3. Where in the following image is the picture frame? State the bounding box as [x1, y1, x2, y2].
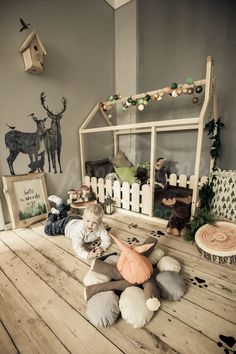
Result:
[2, 172, 50, 229]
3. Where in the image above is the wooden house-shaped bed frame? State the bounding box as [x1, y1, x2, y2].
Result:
[79, 56, 218, 224]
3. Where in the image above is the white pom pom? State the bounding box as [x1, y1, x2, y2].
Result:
[146, 298, 160, 312]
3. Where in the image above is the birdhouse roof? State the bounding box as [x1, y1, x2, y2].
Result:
[19, 30, 47, 54]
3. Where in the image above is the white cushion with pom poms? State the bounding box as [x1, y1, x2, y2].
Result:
[119, 287, 154, 328]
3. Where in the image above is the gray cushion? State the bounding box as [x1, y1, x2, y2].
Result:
[86, 291, 120, 327]
[156, 271, 186, 300]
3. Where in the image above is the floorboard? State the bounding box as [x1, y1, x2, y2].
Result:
[0, 212, 235, 354]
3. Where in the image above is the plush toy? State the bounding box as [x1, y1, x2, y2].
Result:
[162, 196, 192, 236]
[84, 235, 161, 312]
[135, 167, 149, 186]
[83, 236, 186, 328]
[155, 157, 167, 189]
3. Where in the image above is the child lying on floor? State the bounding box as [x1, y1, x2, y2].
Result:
[44, 195, 111, 260]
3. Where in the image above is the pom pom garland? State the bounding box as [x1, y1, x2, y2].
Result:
[103, 80, 204, 120]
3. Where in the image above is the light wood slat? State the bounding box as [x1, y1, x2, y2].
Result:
[0, 270, 69, 354]
[159, 297, 236, 342]
[91, 177, 97, 195]
[122, 182, 130, 210]
[6, 229, 222, 354]
[0, 321, 18, 354]
[105, 179, 112, 198]
[178, 282, 236, 323]
[131, 183, 140, 212]
[0, 239, 122, 354]
[98, 178, 105, 203]
[113, 180, 121, 208]
[0, 230, 174, 354]
[145, 310, 222, 354]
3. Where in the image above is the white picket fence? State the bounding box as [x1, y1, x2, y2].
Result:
[84, 174, 208, 216]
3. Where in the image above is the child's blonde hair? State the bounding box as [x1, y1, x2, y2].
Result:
[83, 203, 104, 224]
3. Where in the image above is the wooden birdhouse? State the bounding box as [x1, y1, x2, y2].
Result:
[19, 31, 46, 74]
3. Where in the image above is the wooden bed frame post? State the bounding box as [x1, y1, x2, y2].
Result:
[191, 56, 214, 217]
[149, 126, 157, 217]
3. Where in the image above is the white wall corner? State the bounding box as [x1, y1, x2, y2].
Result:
[105, 0, 133, 10]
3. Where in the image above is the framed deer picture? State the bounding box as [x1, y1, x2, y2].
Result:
[2, 172, 50, 229]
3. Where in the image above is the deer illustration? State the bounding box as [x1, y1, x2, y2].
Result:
[40, 92, 67, 173]
[28, 150, 45, 173]
[5, 115, 47, 175]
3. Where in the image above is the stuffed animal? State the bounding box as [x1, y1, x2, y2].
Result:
[162, 196, 192, 236]
[83, 236, 186, 328]
[135, 167, 149, 186]
[155, 157, 167, 189]
[84, 235, 161, 311]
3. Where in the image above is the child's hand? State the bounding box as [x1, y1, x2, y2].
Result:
[95, 246, 104, 257]
[87, 247, 104, 260]
[87, 249, 98, 260]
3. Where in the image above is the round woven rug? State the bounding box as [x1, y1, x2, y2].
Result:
[195, 221, 236, 264]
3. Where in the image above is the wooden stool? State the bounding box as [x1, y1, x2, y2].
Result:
[195, 221, 236, 264]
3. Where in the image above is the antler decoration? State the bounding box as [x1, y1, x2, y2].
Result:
[40, 91, 67, 116]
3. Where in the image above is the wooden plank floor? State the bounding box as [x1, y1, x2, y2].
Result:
[0, 212, 235, 354]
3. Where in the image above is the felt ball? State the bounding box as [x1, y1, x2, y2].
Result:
[99, 102, 104, 108]
[108, 95, 114, 101]
[187, 88, 194, 95]
[157, 96, 163, 101]
[164, 87, 171, 94]
[114, 94, 118, 100]
[138, 98, 144, 104]
[108, 113, 112, 119]
[138, 104, 145, 111]
[195, 85, 203, 93]
[186, 77, 193, 85]
[192, 96, 199, 104]
[121, 106, 126, 111]
[171, 90, 178, 97]
[153, 94, 159, 101]
[103, 104, 108, 111]
[131, 100, 137, 106]
[126, 101, 131, 107]
[176, 88, 183, 96]
[182, 88, 188, 94]
[145, 94, 151, 101]
[159, 91, 165, 97]
[143, 99, 149, 105]
[127, 97, 133, 103]
[118, 94, 122, 99]
[171, 82, 178, 89]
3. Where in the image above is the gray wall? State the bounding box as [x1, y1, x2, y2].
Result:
[136, 0, 236, 174]
[0, 0, 115, 222]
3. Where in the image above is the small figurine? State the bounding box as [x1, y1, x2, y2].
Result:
[155, 157, 167, 189]
[162, 196, 192, 236]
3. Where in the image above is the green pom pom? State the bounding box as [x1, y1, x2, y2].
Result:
[108, 95, 114, 101]
[131, 100, 137, 106]
[127, 97, 132, 103]
[186, 77, 193, 84]
[171, 82, 178, 89]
